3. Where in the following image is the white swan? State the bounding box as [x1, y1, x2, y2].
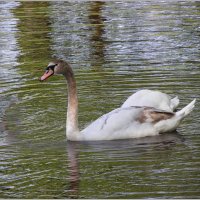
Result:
[40, 59, 196, 141]
[121, 89, 180, 112]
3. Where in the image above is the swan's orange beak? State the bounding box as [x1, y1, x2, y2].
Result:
[40, 69, 54, 81]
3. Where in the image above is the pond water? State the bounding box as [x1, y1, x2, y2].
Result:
[0, 1, 200, 199]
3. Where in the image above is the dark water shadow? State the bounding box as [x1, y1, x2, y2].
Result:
[73, 131, 184, 150]
[0, 95, 19, 146]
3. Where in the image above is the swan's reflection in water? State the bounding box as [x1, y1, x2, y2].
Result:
[77, 131, 184, 147]
[67, 141, 80, 198]
[66, 132, 184, 198]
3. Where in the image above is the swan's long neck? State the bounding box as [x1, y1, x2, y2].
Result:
[64, 68, 79, 139]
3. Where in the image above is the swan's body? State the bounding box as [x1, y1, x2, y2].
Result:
[40, 60, 196, 141]
[79, 104, 194, 141]
[122, 89, 179, 112]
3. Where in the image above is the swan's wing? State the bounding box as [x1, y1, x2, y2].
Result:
[81, 106, 175, 140]
[82, 107, 141, 132]
[121, 90, 173, 112]
[170, 96, 180, 111]
[139, 108, 174, 123]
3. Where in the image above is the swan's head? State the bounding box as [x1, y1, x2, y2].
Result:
[40, 60, 71, 81]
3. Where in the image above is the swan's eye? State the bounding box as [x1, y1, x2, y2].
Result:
[46, 64, 57, 72]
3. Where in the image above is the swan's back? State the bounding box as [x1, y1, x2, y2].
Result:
[122, 90, 174, 112]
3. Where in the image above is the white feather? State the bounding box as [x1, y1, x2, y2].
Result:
[121, 89, 179, 112]
[80, 107, 158, 141]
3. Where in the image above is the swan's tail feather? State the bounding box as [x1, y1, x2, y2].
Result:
[176, 99, 196, 119]
[171, 96, 180, 111]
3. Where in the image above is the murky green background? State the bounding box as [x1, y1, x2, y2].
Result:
[0, 1, 200, 198]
